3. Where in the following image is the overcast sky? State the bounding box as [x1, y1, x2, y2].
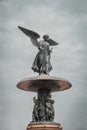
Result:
[0, 0, 87, 130]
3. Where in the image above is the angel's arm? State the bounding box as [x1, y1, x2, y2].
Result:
[38, 45, 43, 50]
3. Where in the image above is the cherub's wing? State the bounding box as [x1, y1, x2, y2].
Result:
[47, 38, 59, 46]
[18, 26, 40, 47]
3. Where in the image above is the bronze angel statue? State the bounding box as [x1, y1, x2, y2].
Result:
[18, 26, 59, 74]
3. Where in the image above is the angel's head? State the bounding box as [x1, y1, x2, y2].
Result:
[43, 34, 49, 41]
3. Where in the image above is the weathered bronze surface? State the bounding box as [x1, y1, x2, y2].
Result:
[18, 26, 59, 74]
[17, 74, 72, 92]
[17, 74, 71, 124]
[17, 26, 72, 129]
[32, 90, 55, 122]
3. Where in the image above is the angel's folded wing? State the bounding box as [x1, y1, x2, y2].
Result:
[18, 26, 40, 47]
[47, 38, 59, 46]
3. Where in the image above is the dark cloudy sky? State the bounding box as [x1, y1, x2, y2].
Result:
[0, 0, 87, 130]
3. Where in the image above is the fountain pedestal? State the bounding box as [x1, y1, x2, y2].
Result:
[17, 74, 72, 130]
[27, 124, 62, 130]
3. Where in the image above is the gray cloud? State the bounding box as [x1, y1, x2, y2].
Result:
[0, 0, 87, 130]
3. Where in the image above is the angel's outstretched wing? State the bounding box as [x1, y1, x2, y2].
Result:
[18, 26, 40, 47]
[47, 38, 59, 46]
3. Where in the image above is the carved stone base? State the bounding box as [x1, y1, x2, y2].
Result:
[26, 124, 62, 130]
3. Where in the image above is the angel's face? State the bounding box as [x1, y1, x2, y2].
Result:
[43, 34, 49, 41]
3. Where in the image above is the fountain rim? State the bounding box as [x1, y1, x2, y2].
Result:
[17, 74, 72, 93]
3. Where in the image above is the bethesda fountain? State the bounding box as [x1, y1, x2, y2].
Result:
[17, 26, 72, 130]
